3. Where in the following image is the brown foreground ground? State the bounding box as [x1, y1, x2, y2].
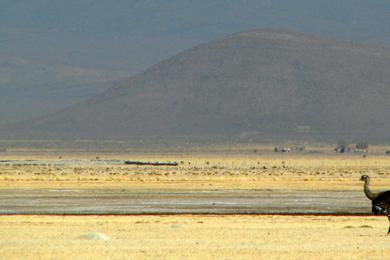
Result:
[1, 214, 390, 259]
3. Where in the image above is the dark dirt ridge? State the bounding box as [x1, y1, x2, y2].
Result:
[2, 29, 390, 142]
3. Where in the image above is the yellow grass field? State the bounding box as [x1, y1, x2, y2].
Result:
[1, 215, 390, 259]
[0, 151, 389, 191]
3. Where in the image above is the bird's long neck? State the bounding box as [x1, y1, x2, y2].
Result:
[364, 178, 375, 200]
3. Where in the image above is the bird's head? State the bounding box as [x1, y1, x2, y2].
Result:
[360, 175, 370, 182]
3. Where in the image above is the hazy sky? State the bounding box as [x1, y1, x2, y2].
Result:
[1, 1, 389, 43]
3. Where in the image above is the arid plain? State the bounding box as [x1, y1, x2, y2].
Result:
[1, 145, 390, 259]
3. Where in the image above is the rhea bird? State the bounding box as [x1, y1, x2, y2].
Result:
[360, 175, 390, 234]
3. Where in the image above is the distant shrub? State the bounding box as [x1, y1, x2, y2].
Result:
[335, 140, 350, 153]
[355, 142, 369, 150]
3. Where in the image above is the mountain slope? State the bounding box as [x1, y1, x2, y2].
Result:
[3, 29, 390, 142]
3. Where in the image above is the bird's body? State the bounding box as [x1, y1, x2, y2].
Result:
[372, 190, 390, 215]
[360, 175, 390, 234]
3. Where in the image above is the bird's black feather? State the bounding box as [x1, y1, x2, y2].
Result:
[372, 190, 390, 215]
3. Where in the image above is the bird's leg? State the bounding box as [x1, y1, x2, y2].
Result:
[388, 216, 390, 235]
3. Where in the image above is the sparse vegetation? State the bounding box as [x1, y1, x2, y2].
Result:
[335, 140, 350, 153]
[356, 141, 369, 152]
[0, 146, 390, 190]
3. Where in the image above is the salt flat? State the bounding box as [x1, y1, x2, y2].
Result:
[0, 188, 370, 215]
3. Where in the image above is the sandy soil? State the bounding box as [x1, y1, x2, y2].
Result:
[1, 215, 390, 259]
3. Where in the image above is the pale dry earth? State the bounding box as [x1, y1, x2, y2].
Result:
[1, 215, 390, 259]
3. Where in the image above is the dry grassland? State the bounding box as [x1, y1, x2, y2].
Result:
[1, 151, 390, 259]
[0, 152, 389, 191]
[1, 215, 390, 259]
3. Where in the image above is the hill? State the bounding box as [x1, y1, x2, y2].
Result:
[0, 28, 200, 127]
[2, 29, 390, 142]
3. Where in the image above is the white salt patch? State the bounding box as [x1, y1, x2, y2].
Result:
[79, 232, 110, 241]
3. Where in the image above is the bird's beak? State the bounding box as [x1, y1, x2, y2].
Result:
[360, 176, 364, 181]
